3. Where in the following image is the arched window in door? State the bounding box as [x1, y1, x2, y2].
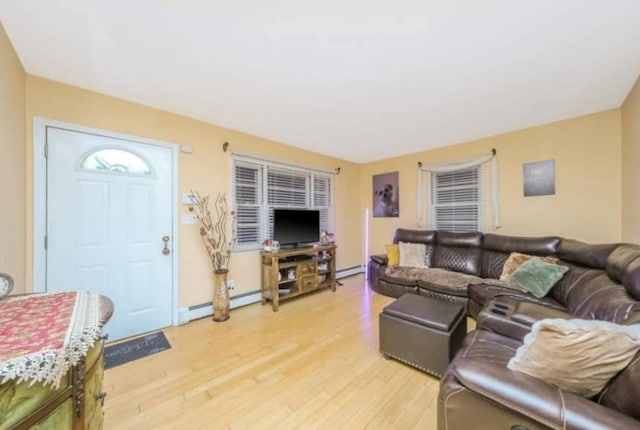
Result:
[80, 148, 153, 176]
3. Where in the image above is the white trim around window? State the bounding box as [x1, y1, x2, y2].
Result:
[231, 153, 335, 251]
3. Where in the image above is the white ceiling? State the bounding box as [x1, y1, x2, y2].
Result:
[2, 1, 640, 163]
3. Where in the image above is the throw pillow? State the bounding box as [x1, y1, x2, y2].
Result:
[385, 244, 400, 266]
[508, 319, 640, 398]
[500, 252, 559, 280]
[398, 242, 427, 268]
[507, 257, 569, 298]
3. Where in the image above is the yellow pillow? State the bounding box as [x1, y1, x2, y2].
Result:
[385, 244, 399, 266]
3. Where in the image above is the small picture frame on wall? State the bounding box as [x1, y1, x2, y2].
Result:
[372, 171, 399, 217]
[523, 159, 555, 197]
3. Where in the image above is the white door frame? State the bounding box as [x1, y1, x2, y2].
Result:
[32, 117, 180, 327]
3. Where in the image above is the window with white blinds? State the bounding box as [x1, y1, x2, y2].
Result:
[429, 165, 484, 232]
[232, 155, 334, 250]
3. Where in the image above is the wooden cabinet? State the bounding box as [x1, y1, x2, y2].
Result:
[1, 338, 107, 430]
[260, 245, 336, 311]
[0, 296, 112, 430]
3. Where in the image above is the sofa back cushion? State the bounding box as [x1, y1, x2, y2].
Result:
[605, 244, 640, 300]
[548, 263, 601, 306]
[481, 234, 560, 279]
[394, 229, 437, 267]
[599, 350, 640, 420]
[432, 231, 482, 276]
[562, 272, 640, 324]
[559, 239, 618, 270]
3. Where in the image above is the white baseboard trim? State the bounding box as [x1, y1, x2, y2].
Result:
[178, 265, 364, 325]
[337, 265, 364, 279]
[178, 291, 263, 325]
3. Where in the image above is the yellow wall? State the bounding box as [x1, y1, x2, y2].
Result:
[0, 22, 26, 293]
[622, 74, 640, 243]
[362, 110, 622, 256]
[25, 76, 362, 307]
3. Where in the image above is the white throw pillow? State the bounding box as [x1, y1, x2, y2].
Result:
[398, 242, 427, 268]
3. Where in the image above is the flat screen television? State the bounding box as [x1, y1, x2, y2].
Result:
[273, 209, 320, 248]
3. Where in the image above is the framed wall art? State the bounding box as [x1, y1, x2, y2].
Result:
[372, 171, 399, 217]
[523, 159, 555, 197]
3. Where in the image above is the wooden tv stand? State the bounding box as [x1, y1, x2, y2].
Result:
[260, 245, 336, 311]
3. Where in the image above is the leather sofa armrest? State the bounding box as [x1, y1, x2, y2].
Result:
[370, 254, 388, 265]
[478, 297, 572, 341]
[451, 358, 640, 430]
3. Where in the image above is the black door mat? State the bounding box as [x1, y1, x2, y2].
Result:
[104, 331, 171, 370]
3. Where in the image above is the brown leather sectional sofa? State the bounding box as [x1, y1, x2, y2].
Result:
[367, 229, 640, 429]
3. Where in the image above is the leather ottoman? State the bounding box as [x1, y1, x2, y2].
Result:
[379, 293, 467, 378]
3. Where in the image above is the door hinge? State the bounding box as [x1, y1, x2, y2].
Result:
[44, 143, 48, 158]
[44, 235, 47, 249]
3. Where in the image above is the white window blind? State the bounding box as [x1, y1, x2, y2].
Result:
[234, 162, 262, 245]
[231, 155, 334, 250]
[429, 165, 484, 232]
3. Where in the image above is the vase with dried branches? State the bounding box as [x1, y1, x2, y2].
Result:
[190, 191, 236, 322]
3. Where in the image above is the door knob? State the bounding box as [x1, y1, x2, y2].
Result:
[162, 236, 170, 255]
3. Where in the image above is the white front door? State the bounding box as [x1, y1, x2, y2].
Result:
[46, 126, 174, 341]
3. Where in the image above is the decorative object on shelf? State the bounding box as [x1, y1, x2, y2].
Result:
[287, 268, 296, 280]
[190, 191, 236, 322]
[0, 272, 14, 300]
[523, 159, 555, 197]
[263, 239, 280, 252]
[318, 262, 329, 272]
[372, 171, 400, 217]
[320, 230, 336, 246]
[320, 230, 329, 245]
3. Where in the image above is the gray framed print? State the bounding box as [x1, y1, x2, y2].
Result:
[523, 160, 555, 197]
[372, 171, 399, 217]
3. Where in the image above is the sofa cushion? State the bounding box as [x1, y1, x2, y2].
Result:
[507, 258, 569, 298]
[385, 244, 399, 266]
[548, 264, 601, 307]
[499, 252, 559, 280]
[378, 266, 421, 286]
[481, 234, 560, 279]
[558, 239, 618, 270]
[598, 351, 640, 420]
[507, 319, 640, 398]
[622, 258, 640, 300]
[606, 244, 640, 283]
[433, 231, 483, 276]
[393, 228, 436, 245]
[483, 234, 560, 255]
[413, 268, 505, 298]
[562, 272, 640, 324]
[398, 242, 426, 268]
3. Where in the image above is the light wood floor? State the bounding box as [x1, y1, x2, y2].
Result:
[103, 275, 444, 429]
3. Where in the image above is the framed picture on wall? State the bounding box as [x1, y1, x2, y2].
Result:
[372, 171, 399, 217]
[523, 159, 555, 197]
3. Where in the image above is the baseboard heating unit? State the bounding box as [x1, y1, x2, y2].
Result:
[178, 265, 364, 324]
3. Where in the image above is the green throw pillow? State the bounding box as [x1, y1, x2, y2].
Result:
[507, 258, 569, 298]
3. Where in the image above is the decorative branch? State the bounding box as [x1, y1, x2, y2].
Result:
[190, 191, 237, 272]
